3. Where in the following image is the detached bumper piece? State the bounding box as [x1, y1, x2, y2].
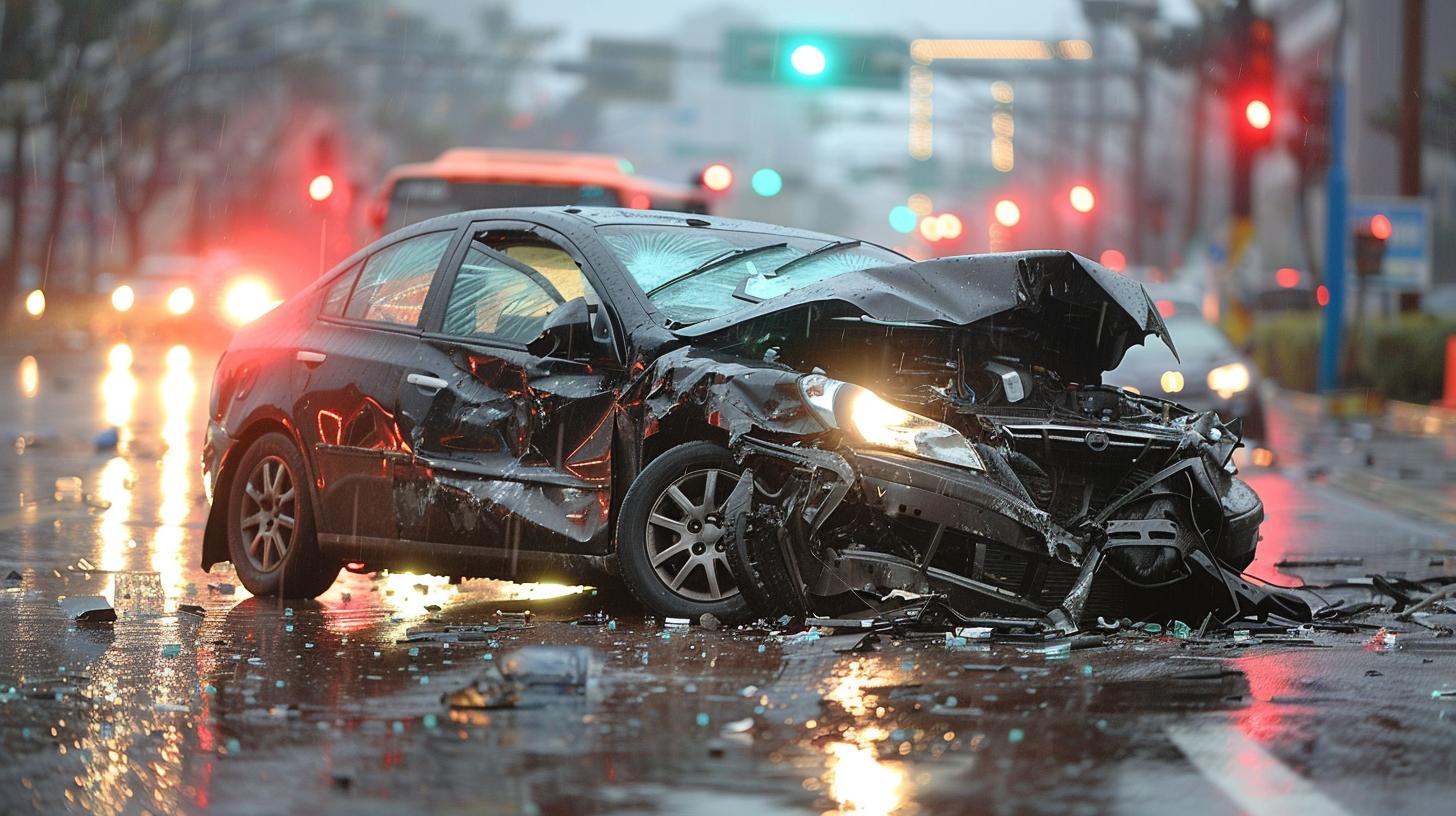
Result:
[725, 436, 1308, 631]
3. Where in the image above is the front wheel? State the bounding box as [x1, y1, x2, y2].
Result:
[225, 432, 338, 598]
[616, 441, 750, 623]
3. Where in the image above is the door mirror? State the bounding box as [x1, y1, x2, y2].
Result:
[527, 297, 596, 360]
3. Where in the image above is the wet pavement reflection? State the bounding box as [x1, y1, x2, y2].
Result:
[1, 346, 1454, 815]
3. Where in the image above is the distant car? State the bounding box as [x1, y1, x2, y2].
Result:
[108, 253, 282, 338]
[1106, 299, 1266, 441]
[201, 208, 1264, 626]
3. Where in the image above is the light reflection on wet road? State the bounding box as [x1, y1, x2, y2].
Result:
[0, 346, 1453, 815]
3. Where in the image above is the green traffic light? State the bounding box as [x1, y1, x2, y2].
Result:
[751, 168, 783, 197]
[789, 44, 827, 77]
[888, 205, 917, 234]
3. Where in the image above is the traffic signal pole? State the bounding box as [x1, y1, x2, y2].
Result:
[1317, 6, 1348, 393]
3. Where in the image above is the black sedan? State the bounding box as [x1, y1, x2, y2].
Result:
[201, 208, 1275, 626]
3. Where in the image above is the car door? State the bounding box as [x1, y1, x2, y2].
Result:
[291, 228, 457, 545]
[393, 221, 625, 562]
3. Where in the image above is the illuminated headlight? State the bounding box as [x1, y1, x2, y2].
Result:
[223, 278, 280, 326]
[167, 286, 195, 315]
[1207, 362, 1250, 399]
[800, 374, 984, 470]
[111, 284, 135, 312]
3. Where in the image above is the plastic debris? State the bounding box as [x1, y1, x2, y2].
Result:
[400, 624, 501, 643]
[1233, 629, 1252, 642]
[955, 626, 994, 640]
[208, 582, 236, 595]
[664, 616, 691, 631]
[178, 604, 205, 617]
[58, 595, 116, 623]
[4, 570, 20, 581]
[572, 611, 610, 626]
[493, 610, 533, 628]
[161, 644, 182, 658]
[1170, 620, 1192, 640]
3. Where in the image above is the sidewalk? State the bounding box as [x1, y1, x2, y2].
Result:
[1267, 385, 1456, 530]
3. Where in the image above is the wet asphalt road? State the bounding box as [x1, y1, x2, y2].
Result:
[1, 343, 1454, 816]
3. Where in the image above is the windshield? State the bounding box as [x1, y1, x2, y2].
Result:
[598, 225, 906, 324]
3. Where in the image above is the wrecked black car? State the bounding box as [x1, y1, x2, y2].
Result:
[201, 207, 1263, 629]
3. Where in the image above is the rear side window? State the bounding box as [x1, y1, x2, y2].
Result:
[345, 231, 452, 327]
[320, 262, 362, 316]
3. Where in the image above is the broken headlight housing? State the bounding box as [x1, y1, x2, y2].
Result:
[799, 374, 984, 471]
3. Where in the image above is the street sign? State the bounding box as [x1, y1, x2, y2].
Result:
[586, 38, 675, 101]
[1349, 196, 1430, 288]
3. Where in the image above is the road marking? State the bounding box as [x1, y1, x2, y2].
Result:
[1165, 722, 1354, 816]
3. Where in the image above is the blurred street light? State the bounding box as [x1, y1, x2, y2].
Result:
[993, 199, 1022, 228]
[1099, 249, 1126, 271]
[751, 168, 784, 197]
[167, 286, 195, 316]
[1069, 184, 1096, 214]
[24, 289, 45, 318]
[700, 163, 734, 192]
[918, 216, 944, 242]
[308, 173, 335, 202]
[888, 205, 918, 234]
[1369, 213, 1393, 240]
[1245, 99, 1272, 130]
[937, 213, 964, 240]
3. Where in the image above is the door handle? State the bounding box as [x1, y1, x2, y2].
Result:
[296, 350, 327, 365]
[407, 373, 448, 394]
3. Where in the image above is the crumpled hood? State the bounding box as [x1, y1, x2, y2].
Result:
[675, 250, 1177, 381]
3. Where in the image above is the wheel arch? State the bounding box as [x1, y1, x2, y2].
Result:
[201, 415, 317, 571]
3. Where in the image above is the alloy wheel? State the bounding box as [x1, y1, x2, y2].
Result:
[644, 468, 741, 602]
[239, 455, 297, 573]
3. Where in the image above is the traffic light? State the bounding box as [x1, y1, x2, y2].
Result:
[1234, 15, 1276, 149]
[888, 205, 917, 234]
[308, 132, 341, 206]
[750, 168, 783, 197]
[723, 30, 906, 90]
[993, 199, 1021, 228]
[1354, 216, 1388, 278]
[1068, 184, 1096, 214]
[699, 163, 734, 192]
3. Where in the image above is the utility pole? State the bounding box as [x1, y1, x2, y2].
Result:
[1398, 0, 1424, 197]
[1317, 2, 1349, 393]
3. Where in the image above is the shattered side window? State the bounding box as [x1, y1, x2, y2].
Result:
[442, 242, 597, 344]
[345, 231, 452, 327]
[320, 261, 362, 317]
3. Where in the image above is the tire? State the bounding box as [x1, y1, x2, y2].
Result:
[226, 432, 338, 598]
[616, 441, 750, 623]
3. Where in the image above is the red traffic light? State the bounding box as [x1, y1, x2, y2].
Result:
[308, 174, 335, 202]
[1369, 213, 1392, 240]
[993, 199, 1021, 228]
[700, 163, 733, 192]
[1245, 99, 1272, 130]
[1069, 184, 1095, 214]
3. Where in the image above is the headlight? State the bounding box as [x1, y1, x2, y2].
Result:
[222, 278, 279, 326]
[111, 284, 135, 312]
[1207, 362, 1250, 399]
[1159, 370, 1184, 393]
[167, 286, 195, 315]
[799, 374, 984, 470]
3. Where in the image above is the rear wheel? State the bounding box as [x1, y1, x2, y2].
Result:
[226, 432, 338, 598]
[616, 442, 750, 623]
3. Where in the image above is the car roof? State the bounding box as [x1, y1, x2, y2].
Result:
[426, 205, 851, 241]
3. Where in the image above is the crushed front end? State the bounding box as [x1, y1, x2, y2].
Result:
[670, 251, 1299, 626]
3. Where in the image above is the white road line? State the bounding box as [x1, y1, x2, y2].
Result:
[1165, 721, 1355, 816]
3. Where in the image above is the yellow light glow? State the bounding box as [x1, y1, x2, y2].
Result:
[1160, 370, 1185, 394]
[24, 289, 45, 317]
[911, 38, 1053, 63]
[907, 193, 933, 216]
[102, 344, 137, 439]
[991, 136, 1015, 172]
[111, 284, 135, 312]
[166, 286, 195, 315]
[308, 173, 335, 202]
[936, 213, 963, 240]
[1207, 362, 1251, 399]
[1252, 447, 1275, 467]
[19, 355, 38, 399]
[991, 81, 1014, 103]
[165, 344, 192, 370]
[918, 215, 944, 242]
[108, 342, 134, 370]
[222, 278, 279, 326]
[1057, 39, 1094, 59]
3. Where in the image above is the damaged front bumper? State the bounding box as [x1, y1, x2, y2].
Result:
[726, 433, 1287, 629]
